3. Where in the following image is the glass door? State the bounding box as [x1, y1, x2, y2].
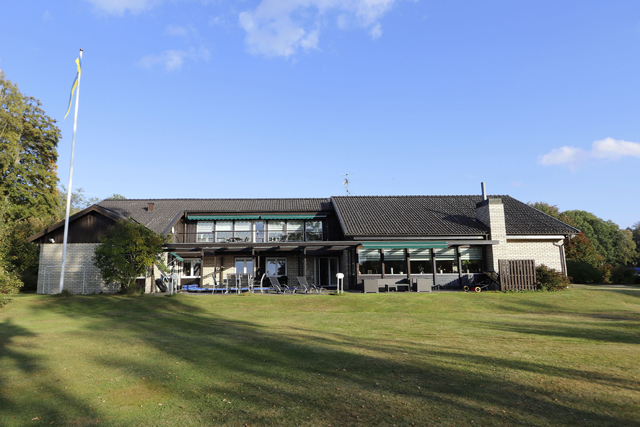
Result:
[235, 258, 254, 275]
[317, 257, 339, 287]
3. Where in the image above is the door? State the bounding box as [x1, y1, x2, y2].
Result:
[316, 257, 339, 287]
[235, 258, 254, 275]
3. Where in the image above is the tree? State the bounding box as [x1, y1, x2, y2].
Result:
[528, 202, 560, 219]
[105, 194, 126, 200]
[0, 71, 60, 222]
[565, 232, 598, 266]
[561, 210, 623, 265]
[616, 228, 637, 266]
[57, 186, 100, 218]
[93, 220, 165, 294]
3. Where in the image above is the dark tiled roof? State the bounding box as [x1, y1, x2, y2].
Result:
[331, 195, 579, 237]
[98, 198, 332, 234]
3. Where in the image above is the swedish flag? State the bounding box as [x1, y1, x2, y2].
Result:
[64, 56, 82, 119]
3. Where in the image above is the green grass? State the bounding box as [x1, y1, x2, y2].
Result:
[1, 288, 639, 427]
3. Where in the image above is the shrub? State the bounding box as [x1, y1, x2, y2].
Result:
[0, 265, 23, 306]
[609, 266, 636, 284]
[566, 260, 603, 284]
[536, 265, 570, 291]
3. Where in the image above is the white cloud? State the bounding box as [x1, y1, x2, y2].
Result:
[591, 137, 640, 159]
[85, 0, 159, 15]
[165, 25, 189, 37]
[137, 47, 210, 72]
[539, 137, 640, 170]
[239, 0, 400, 58]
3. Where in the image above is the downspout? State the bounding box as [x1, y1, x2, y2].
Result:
[553, 240, 567, 277]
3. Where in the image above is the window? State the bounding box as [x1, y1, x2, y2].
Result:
[196, 221, 214, 243]
[410, 249, 433, 275]
[235, 221, 252, 242]
[268, 221, 286, 242]
[216, 221, 233, 242]
[305, 220, 323, 241]
[182, 259, 201, 277]
[254, 221, 265, 243]
[195, 218, 325, 243]
[286, 220, 304, 241]
[359, 249, 381, 275]
[266, 258, 287, 277]
[235, 257, 254, 275]
[434, 248, 457, 274]
[460, 247, 483, 273]
[384, 249, 406, 275]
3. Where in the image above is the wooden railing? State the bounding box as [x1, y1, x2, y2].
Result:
[498, 259, 537, 291]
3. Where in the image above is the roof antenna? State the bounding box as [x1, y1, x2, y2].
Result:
[343, 173, 352, 196]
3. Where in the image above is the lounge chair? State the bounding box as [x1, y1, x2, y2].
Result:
[238, 273, 252, 293]
[296, 276, 321, 294]
[267, 276, 286, 294]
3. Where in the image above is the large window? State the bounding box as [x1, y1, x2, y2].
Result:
[235, 257, 254, 275]
[268, 221, 286, 242]
[305, 221, 323, 241]
[196, 221, 214, 243]
[286, 220, 304, 241]
[266, 258, 287, 277]
[410, 249, 433, 275]
[460, 247, 483, 273]
[359, 249, 381, 275]
[195, 218, 324, 243]
[235, 221, 252, 242]
[384, 249, 406, 275]
[216, 221, 233, 242]
[435, 248, 457, 274]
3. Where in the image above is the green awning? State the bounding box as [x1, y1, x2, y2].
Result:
[169, 252, 184, 261]
[187, 215, 260, 220]
[260, 214, 326, 220]
[360, 241, 448, 250]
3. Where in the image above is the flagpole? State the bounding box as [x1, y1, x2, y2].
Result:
[60, 49, 83, 293]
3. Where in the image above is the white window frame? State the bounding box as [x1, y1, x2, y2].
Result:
[266, 257, 287, 277]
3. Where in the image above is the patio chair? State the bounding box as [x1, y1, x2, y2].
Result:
[267, 276, 286, 294]
[239, 273, 252, 293]
[227, 274, 238, 294]
[296, 276, 321, 294]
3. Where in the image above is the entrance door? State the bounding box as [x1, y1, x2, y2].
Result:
[235, 258, 254, 276]
[316, 258, 339, 287]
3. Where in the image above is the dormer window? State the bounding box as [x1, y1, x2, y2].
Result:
[192, 216, 324, 243]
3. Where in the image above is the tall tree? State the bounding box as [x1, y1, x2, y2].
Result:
[0, 71, 60, 222]
[561, 210, 622, 265]
[57, 186, 100, 218]
[528, 201, 560, 219]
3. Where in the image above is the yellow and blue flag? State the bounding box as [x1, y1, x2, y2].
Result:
[64, 56, 82, 119]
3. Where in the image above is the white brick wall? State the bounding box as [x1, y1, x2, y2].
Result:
[477, 199, 565, 273]
[37, 244, 119, 295]
[504, 239, 564, 271]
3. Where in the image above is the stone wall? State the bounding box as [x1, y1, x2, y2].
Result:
[504, 239, 564, 272]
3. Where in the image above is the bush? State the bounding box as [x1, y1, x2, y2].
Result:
[609, 266, 636, 284]
[0, 265, 23, 306]
[566, 260, 603, 284]
[536, 265, 570, 291]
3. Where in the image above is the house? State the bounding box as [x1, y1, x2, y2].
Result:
[28, 193, 579, 294]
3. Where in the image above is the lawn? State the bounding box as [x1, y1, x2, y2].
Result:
[1, 288, 639, 427]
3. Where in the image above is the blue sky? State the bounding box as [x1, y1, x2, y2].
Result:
[1, 0, 638, 228]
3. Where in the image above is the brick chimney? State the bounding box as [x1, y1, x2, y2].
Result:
[148, 202, 155, 212]
[475, 197, 507, 272]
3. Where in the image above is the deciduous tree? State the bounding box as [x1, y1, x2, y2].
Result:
[0, 71, 60, 222]
[93, 220, 165, 294]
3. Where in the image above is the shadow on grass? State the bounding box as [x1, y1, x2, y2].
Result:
[2, 295, 638, 426]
